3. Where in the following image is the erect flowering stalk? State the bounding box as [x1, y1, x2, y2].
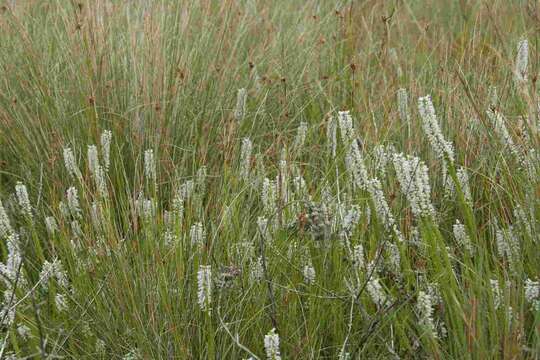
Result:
[397, 88, 410, 124]
[234, 88, 247, 121]
[514, 39, 528, 85]
[367, 178, 404, 242]
[100, 130, 112, 172]
[257, 216, 270, 242]
[66, 187, 82, 218]
[490, 279, 501, 310]
[39, 258, 69, 290]
[45, 216, 58, 235]
[0, 199, 13, 238]
[373, 145, 389, 178]
[524, 278, 539, 311]
[190, 222, 205, 249]
[197, 265, 212, 313]
[340, 205, 360, 240]
[196, 166, 207, 195]
[417, 291, 437, 338]
[240, 138, 253, 180]
[261, 178, 277, 215]
[388, 48, 403, 78]
[264, 328, 282, 360]
[302, 258, 316, 285]
[0, 233, 26, 327]
[337, 111, 354, 144]
[339, 111, 369, 190]
[293, 121, 308, 152]
[87, 145, 99, 176]
[418, 95, 455, 163]
[144, 149, 156, 181]
[367, 276, 388, 308]
[392, 153, 435, 219]
[277, 149, 289, 204]
[88, 145, 108, 198]
[485, 109, 523, 163]
[55, 293, 68, 312]
[249, 256, 263, 283]
[326, 116, 337, 158]
[0, 233, 25, 289]
[443, 166, 472, 206]
[345, 145, 369, 191]
[495, 226, 520, 273]
[352, 244, 365, 270]
[453, 220, 473, 254]
[15, 182, 32, 219]
[386, 243, 401, 273]
[63, 147, 82, 180]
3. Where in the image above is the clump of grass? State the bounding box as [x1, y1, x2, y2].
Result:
[0, 1, 539, 358]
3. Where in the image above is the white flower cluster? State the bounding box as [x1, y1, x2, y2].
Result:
[264, 328, 281, 360]
[367, 178, 403, 241]
[15, 182, 32, 219]
[393, 153, 435, 218]
[88, 144, 108, 197]
[417, 291, 437, 338]
[340, 205, 360, 240]
[524, 278, 539, 311]
[418, 95, 455, 163]
[240, 137, 252, 180]
[293, 122, 308, 151]
[197, 265, 212, 313]
[234, 88, 247, 121]
[303, 260, 316, 285]
[249, 256, 263, 283]
[485, 109, 522, 162]
[100, 130, 112, 171]
[45, 216, 58, 235]
[352, 244, 365, 270]
[338, 111, 369, 190]
[0, 233, 24, 327]
[326, 117, 337, 158]
[66, 186, 82, 218]
[514, 39, 528, 84]
[397, 88, 410, 124]
[490, 279, 501, 310]
[386, 243, 401, 273]
[190, 222, 205, 249]
[367, 276, 387, 308]
[63, 147, 82, 180]
[261, 178, 277, 215]
[453, 220, 473, 254]
[39, 258, 69, 290]
[495, 226, 520, 273]
[373, 145, 395, 178]
[0, 199, 13, 238]
[144, 149, 156, 181]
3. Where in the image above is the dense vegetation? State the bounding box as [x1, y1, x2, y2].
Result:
[0, 1, 538, 358]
